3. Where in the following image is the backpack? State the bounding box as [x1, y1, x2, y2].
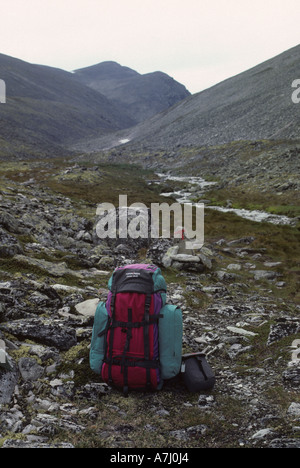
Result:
[89, 263, 183, 395]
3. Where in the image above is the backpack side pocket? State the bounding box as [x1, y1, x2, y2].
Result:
[89, 301, 109, 375]
[159, 304, 183, 380]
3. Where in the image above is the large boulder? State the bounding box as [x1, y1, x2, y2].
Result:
[0, 356, 19, 404]
[0, 317, 77, 351]
[0, 227, 23, 258]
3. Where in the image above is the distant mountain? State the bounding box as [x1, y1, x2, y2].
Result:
[0, 54, 135, 157]
[75, 45, 300, 152]
[74, 61, 191, 124]
[2, 46, 300, 160]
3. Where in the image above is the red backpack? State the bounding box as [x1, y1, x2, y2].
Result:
[90, 264, 183, 395]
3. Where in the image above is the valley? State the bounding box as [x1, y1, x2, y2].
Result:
[0, 45, 299, 449]
[0, 156, 299, 448]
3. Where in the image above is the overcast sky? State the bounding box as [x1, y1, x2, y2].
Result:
[1, 0, 299, 93]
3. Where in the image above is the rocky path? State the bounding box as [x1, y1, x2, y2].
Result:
[0, 170, 299, 449]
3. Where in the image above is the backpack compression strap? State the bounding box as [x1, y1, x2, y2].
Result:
[144, 293, 152, 391]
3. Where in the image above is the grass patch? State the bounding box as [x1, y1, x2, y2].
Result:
[0, 158, 174, 211]
[203, 186, 300, 218]
[58, 341, 96, 387]
[0, 256, 48, 278]
[47, 162, 173, 207]
[235, 321, 300, 370]
[204, 209, 300, 260]
[183, 289, 212, 309]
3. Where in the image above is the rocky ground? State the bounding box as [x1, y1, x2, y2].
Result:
[0, 159, 299, 449]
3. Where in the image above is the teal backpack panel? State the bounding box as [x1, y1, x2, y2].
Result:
[152, 267, 167, 296]
[89, 301, 109, 375]
[159, 304, 183, 380]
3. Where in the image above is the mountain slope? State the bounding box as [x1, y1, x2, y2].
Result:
[0, 54, 135, 157]
[74, 61, 191, 124]
[74, 45, 300, 152]
[129, 44, 300, 148]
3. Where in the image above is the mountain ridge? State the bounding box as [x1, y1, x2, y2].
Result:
[0, 53, 137, 157]
[0, 54, 190, 158]
[74, 61, 191, 124]
[72, 44, 300, 153]
[130, 44, 300, 147]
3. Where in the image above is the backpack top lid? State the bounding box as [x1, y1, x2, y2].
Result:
[108, 263, 167, 295]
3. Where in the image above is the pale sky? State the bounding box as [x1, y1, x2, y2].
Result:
[1, 0, 299, 93]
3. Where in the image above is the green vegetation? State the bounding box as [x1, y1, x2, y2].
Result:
[0, 153, 299, 449]
[202, 186, 300, 218]
[0, 158, 173, 207]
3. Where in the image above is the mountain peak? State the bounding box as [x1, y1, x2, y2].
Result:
[74, 61, 140, 80]
[74, 61, 190, 124]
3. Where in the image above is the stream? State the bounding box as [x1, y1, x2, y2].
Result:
[157, 173, 297, 226]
